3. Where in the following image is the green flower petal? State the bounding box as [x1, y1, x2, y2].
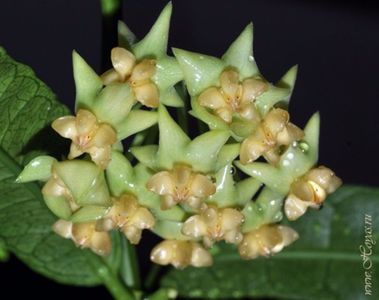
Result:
[72, 51, 103, 112]
[117, 110, 158, 140]
[130, 145, 159, 170]
[222, 23, 259, 78]
[173, 48, 225, 96]
[152, 220, 189, 240]
[54, 160, 111, 206]
[276, 65, 298, 106]
[242, 187, 284, 232]
[236, 177, 262, 206]
[16, 155, 56, 183]
[70, 206, 109, 223]
[92, 83, 135, 127]
[235, 113, 320, 195]
[118, 20, 137, 50]
[132, 2, 172, 59]
[43, 195, 72, 220]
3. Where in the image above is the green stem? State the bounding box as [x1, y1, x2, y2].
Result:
[145, 264, 162, 291]
[121, 235, 141, 289]
[100, 0, 122, 71]
[86, 253, 135, 300]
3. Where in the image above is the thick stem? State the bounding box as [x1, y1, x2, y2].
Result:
[100, 0, 122, 71]
[86, 253, 135, 300]
[145, 264, 162, 291]
[121, 235, 141, 290]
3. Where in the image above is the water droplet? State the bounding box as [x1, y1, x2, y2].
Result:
[273, 212, 283, 221]
[298, 141, 309, 153]
[229, 165, 236, 175]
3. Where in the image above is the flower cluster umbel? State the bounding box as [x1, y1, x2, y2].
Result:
[17, 3, 341, 269]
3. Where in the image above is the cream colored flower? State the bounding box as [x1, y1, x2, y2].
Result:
[52, 109, 117, 169]
[182, 205, 244, 247]
[238, 224, 298, 259]
[150, 240, 213, 269]
[53, 219, 111, 256]
[284, 166, 342, 220]
[42, 165, 79, 212]
[146, 164, 216, 210]
[240, 108, 304, 164]
[96, 194, 155, 244]
[198, 69, 267, 123]
[101, 47, 159, 108]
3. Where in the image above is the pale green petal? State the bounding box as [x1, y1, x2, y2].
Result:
[130, 145, 158, 170]
[173, 48, 225, 96]
[186, 130, 230, 172]
[54, 160, 111, 206]
[16, 155, 56, 183]
[152, 220, 189, 240]
[117, 110, 158, 140]
[242, 187, 284, 232]
[92, 83, 135, 127]
[106, 151, 135, 196]
[222, 23, 259, 78]
[279, 112, 320, 178]
[154, 56, 183, 91]
[236, 177, 262, 205]
[118, 20, 137, 50]
[189, 97, 228, 130]
[159, 87, 183, 107]
[207, 165, 236, 207]
[215, 143, 240, 170]
[276, 65, 298, 105]
[235, 161, 290, 195]
[43, 195, 72, 220]
[132, 2, 172, 59]
[255, 84, 291, 116]
[73, 51, 103, 111]
[70, 206, 109, 223]
[157, 105, 190, 169]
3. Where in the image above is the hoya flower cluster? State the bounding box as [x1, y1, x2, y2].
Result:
[17, 4, 341, 269]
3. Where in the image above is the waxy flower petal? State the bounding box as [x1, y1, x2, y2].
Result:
[238, 224, 298, 259]
[53, 220, 111, 256]
[150, 240, 213, 269]
[147, 165, 216, 210]
[284, 166, 342, 220]
[52, 109, 117, 169]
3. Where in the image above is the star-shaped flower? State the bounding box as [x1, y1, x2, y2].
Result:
[173, 23, 298, 140]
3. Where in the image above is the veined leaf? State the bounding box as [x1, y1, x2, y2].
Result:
[161, 185, 379, 300]
[0, 48, 114, 286]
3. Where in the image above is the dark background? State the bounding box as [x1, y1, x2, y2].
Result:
[0, 0, 378, 298]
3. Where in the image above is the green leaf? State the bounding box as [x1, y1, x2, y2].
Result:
[0, 48, 119, 286]
[162, 185, 379, 300]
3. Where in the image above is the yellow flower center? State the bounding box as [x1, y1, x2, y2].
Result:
[52, 109, 117, 169]
[198, 69, 268, 123]
[101, 47, 159, 108]
[146, 164, 216, 210]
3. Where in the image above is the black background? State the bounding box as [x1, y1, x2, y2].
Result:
[0, 0, 378, 298]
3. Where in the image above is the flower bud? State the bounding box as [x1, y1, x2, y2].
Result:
[53, 219, 111, 256]
[147, 164, 215, 210]
[238, 224, 298, 259]
[150, 240, 213, 269]
[284, 166, 342, 220]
